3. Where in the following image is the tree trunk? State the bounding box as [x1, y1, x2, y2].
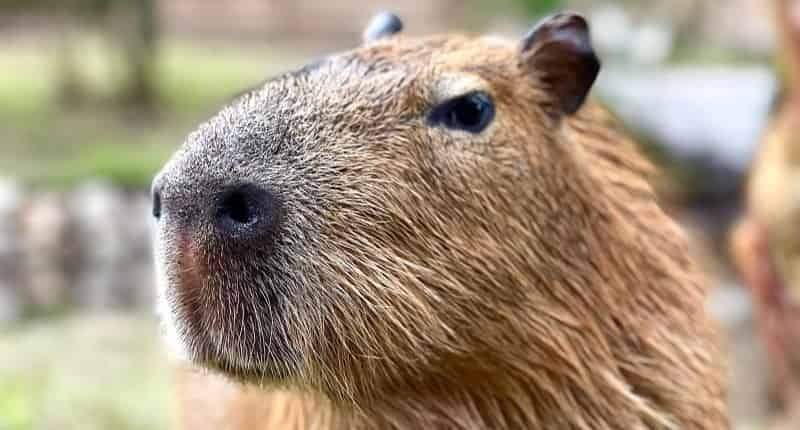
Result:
[116, 0, 159, 111]
[54, 11, 87, 107]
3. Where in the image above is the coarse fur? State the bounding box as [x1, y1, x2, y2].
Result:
[154, 24, 729, 430]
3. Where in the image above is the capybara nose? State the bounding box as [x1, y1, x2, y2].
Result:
[213, 184, 280, 240]
[153, 175, 280, 244]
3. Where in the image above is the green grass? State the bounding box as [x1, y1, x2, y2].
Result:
[0, 313, 172, 430]
[0, 109, 183, 188]
[157, 41, 303, 112]
[14, 140, 177, 189]
[0, 38, 305, 189]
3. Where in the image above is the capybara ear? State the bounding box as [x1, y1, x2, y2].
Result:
[520, 13, 600, 116]
[363, 11, 403, 43]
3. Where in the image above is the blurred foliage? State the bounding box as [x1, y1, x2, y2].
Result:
[0, 314, 171, 430]
[472, 0, 564, 22]
[1, 0, 147, 20]
[670, 44, 768, 66]
[4, 0, 159, 109]
[0, 40, 302, 188]
[514, 0, 564, 17]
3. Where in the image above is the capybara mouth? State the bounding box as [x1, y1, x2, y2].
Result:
[167, 232, 214, 360]
[174, 232, 205, 297]
[161, 229, 297, 380]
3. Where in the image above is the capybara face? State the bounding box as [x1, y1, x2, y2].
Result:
[153, 14, 602, 397]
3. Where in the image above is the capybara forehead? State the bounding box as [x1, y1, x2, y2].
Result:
[180, 35, 519, 152]
[237, 34, 519, 111]
[164, 33, 532, 196]
[355, 34, 517, 70]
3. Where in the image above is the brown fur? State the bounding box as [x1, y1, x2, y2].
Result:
[155, 26, 728, 430]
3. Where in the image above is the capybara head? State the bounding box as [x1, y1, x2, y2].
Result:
[154, 12, 727, 428]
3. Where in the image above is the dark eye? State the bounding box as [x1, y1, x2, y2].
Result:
[428, 91, 495, 133]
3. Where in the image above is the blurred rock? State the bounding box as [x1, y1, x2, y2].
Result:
[20, 192, 71, 311]
[590, 6, 635, 57]
[0, 286, 22, 325]
[0, 178, 24, 323]
[587, 0, 775, 59]
[709, 282, 773, 427]
[119, 192, 156, 308]
[596, 66, 777, 200]
[70, 181, 143, 309]
[700, 0, 775, 56]
[629, 23, 673, 65]
[709, 281, 753, 328]
[0, 179, 155, 320]
[590, 6, 674, 65]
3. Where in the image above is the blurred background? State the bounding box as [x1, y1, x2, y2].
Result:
[0, 0, 798, 429]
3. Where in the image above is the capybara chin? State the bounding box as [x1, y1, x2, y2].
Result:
[152, 12, 729, 429]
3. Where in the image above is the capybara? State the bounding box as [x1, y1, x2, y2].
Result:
[153, 12, 729, 429]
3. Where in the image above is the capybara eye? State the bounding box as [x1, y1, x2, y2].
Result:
[428, 91, 495, 134]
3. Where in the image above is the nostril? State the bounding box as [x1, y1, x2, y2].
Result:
[152, 188, 162, 219]
[214, 184, 279, 240]
[217, 190, 255, 225]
